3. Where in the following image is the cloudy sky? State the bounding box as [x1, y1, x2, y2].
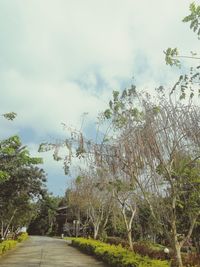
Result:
[0, 0, 198, 195]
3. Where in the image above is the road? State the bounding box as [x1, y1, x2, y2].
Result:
[0, 236, 107, 267]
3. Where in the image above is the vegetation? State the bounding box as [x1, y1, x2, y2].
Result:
[0, 113, 48, 240]
[71, 238, 169, 267]
[0, 240, 17, 255]
[56, 88, 199, 266]
[16, 233, 28, 242]
[28, 194, 61, 236]
[0, 134, 47, 239]
[0, 233, 28, 255]
[1, 3, 200, 267]
[38, 3, 200, 267]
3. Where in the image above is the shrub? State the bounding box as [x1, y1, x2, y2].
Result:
[132, 242, 168, 260]
[0, 233, 28, 255]
[71, 238, 170, 267]
[16, 232, 28, 242]
[182, 252, 200, 267]
[0, 240, 17, 255]
[106, 236, 129, 248]
[106, 237, 169, 260]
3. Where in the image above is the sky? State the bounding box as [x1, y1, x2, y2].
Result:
[0, 0, 199, 196]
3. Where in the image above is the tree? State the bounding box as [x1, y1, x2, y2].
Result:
[0, 135, 47, 238]
[69, 170, 113, 239]
[111, 178, 137, 250]
[28, 193, 60, 236]
[102, 88, 200, 266]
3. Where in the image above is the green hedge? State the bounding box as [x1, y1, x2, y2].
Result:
[71, 238, 170, 267]
[16, 232, 28, 242]
[0, 233, 28, 255]
[0, 240, 18, 255]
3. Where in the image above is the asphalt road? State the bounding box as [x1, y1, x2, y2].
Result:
[0, 236, 107, 267]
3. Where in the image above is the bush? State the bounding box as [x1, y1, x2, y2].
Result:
[106, 236, 129, 248]
[106, 237, 169, 260]
[16, 232, 28, 242]
[182, 252, 200, 267]
[71, 238, 170, 267]
[0, 233, 28, 255]
[0, 240, 17, 255]
[132, 242, 168, 260]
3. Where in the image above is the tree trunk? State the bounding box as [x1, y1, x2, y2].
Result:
[194, 237, 200, 254]
[170, 194, 183, 267]
[3, 209, 17, 239]
[127, 230, 133, 251]
[93, 224, 99, 239]
[1, 221, 4, 238]
[121, 203, 136, 251]
[174, 242, 183, 267]
[171, 218, 183, 267]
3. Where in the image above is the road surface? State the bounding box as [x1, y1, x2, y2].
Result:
[0, 236, 107, 267]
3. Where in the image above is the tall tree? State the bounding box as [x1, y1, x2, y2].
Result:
[0, 135, 47, 238]
[102, 88, 200, 266]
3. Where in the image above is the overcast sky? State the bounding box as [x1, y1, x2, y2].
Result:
[0, 0, 199, 195]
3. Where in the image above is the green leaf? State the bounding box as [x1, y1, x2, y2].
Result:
[2, 112, 17, 121]
[113, 90, 119, 101]
[104, 109, 112, 119]
[0, 170, 10, 183]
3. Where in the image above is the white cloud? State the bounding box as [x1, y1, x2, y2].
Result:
[0, 69, 110, 138]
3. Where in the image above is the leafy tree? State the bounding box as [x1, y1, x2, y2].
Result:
[28, 194, 60, 236]
[0, 135, 47, 238]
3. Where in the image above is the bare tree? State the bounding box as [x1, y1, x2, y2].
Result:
[69, 169, 113, 239]
[101, 88, 200, 266]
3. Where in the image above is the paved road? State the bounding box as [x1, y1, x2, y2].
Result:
[0, 236, 107, 267]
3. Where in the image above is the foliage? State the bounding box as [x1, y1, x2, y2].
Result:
[0, 135, 43, 182]
[132, 242, 168, 261]
[0, 135, 47, 238]
[183, 2, 200, 38]
[163, 2, 200, 102]
[0, 170, 9, 183]
[0, 233, 28, 255]
[2, 112, 17, 121]
[103, 86, 143, 129]
[28, 194, 60, 236]
[106, 236, 129, 247]
[0, 240, 17, 255]
[71, 238, 170, 267]
[164, 48, 180, 67]
[16, 232, 28, 242]
[105, 237, 167, 260]
[181, 252, 200, 267]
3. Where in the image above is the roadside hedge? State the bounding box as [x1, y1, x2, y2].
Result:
[71, 238, 170, 267]
[0, 233, 28, 255]
[0, 240, 17, 255]
[16, 232, 28, 242]
[105, 237, 168, 260]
